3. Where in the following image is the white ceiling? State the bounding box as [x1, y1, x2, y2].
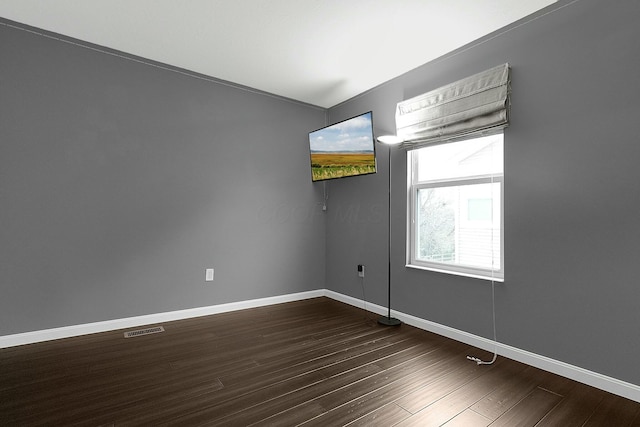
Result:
[0, 0, 556, 108]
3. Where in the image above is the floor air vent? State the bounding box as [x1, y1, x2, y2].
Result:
[124, 326, 165, 338]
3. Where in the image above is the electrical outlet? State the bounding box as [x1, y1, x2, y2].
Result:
[205, 268, 214, 282]
[357, 264, 364, 278]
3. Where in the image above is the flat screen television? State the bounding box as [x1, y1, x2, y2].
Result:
[308, 111, 377, 182]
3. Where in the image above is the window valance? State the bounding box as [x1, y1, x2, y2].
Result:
[396, 63, 511, 148]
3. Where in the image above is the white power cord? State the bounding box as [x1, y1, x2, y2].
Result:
[359, 271, 371, 323]
[467, 157, 499, 366]
[467, 279, 498, 365]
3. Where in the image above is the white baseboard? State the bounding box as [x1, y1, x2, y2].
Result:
[2, 288, 638, 403]
[324, 290, 640, 404]
[0, 290, 324, 349]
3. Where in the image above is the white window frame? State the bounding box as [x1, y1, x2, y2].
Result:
[407, 135, 504, 282]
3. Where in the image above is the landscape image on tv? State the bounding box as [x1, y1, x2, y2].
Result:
[309, 111, 377, 182]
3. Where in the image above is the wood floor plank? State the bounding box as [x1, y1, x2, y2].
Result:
[535, 382, 605, 427]
[179, 340, 434, 425]
[2, 297, 639, 426]
[259, 345, 450, 426]
[394, 358, 527, 427]
[489, 387, 563, 427]
[441, 408, 492, 427]
[470, 364, 554, 421]
[222, 327, 409, 387]
[127, 329, 421, 424]
[392, 356, 499, 415]
[582, 391, 640, 427]
[302, 341, 473, 426]
[346, 403, 412, 426]
[177, 363, 385, 426]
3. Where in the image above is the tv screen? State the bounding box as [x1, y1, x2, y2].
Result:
[308, 111, 377, 182]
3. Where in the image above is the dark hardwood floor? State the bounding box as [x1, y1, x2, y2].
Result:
[1, 297, 639, 426]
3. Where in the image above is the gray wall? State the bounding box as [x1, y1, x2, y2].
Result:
[327, 0, 640, 386]
[0, 21, 326, 335]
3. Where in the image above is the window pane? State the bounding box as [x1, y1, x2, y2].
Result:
[468, 198, 492, 221]
[416, 187, 456, 263]
[416, 182, 501, 271]
[415, 134, 503, 182]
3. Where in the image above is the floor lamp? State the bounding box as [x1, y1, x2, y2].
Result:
[376, 135, 404, 326]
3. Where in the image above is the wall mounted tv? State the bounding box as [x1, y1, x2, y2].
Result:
[308, 111, 377, 182]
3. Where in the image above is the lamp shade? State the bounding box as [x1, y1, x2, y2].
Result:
[377, 135, 404, 145]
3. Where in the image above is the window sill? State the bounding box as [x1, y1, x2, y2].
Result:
[405, 263, 504, 283]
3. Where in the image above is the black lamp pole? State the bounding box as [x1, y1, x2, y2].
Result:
[378, 139, 402, 326]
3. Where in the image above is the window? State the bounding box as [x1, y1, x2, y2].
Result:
[408, 133, 503, 281]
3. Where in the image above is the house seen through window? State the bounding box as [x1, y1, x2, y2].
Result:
[408, 133, 503, 281]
